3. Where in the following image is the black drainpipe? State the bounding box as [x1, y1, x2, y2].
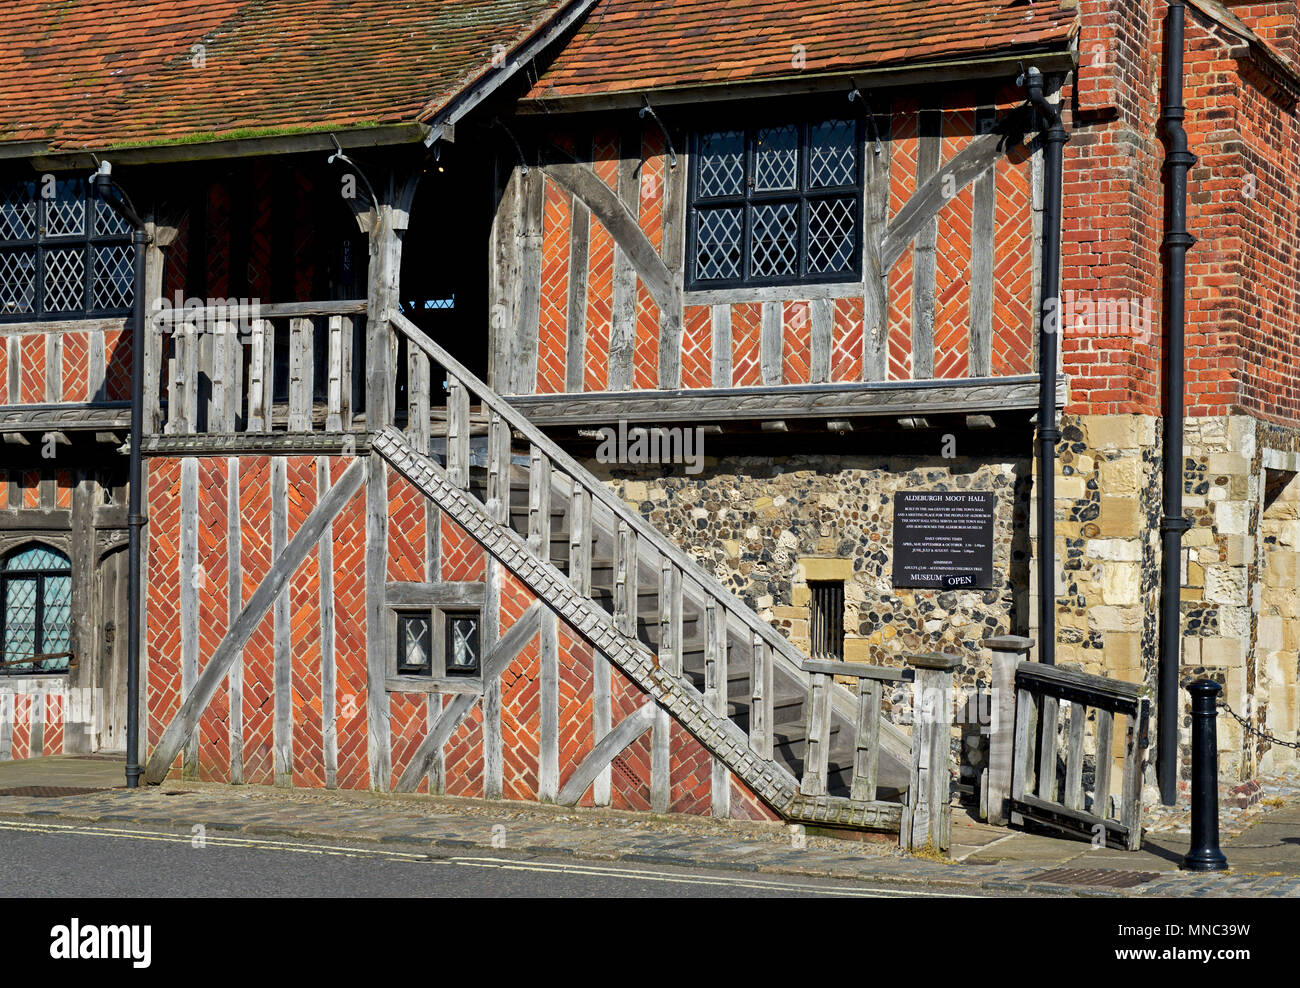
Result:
[1021, 65, 1068, 666]
[1159, 0, 1196, 806]
[93, 161, 151, 789]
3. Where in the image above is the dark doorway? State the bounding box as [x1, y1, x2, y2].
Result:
[399, 140, 493, 383]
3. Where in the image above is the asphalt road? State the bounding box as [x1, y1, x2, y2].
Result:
[0, 819, 977, 898]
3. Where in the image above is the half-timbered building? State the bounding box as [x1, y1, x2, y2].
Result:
[0, 0, 1297, 844]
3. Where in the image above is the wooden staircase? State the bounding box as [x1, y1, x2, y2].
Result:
[483, 467, 911, 800]
[378, 309, 927, 831]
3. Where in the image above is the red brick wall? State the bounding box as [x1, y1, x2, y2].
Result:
[1062, 0, 1300, 422]
[142, 452, 773, 822]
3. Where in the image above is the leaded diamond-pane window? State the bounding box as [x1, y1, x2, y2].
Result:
[396, 613, 433, 676]
[445, 613, 480, 676]
[0, 174, 133, 321]
[688, 118, 861, 289]
[1, 544, 73, 676]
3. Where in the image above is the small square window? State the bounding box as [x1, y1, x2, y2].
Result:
[809, 580, 845, 661]
[396, 613, 433, 676]
[445, 612, 481, 676]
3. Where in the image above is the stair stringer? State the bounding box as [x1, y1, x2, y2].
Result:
[373, 426, 802, 815]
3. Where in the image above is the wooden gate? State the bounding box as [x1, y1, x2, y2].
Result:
[985, 636, 1150, 851]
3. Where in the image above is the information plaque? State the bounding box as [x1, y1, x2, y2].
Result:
[891, 490, 997, 589]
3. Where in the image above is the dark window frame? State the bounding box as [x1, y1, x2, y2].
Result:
[808, 579, 845, 662]
[395, 611, 434, 677]
[0, 175, 134, 323]
[391, 604, 483, 682]
[686, 118, 863, 291]
[0, 544, 73, 677]
[442, 610, 481, 677]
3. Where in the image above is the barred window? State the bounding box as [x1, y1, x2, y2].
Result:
[809, 580, 845, 662]
[0, 176, 133, 321]
[687, 119, 861, 289]
[1, 544, 73, 676]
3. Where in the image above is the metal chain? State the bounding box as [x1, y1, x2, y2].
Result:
[1218, 699, 1300, 750]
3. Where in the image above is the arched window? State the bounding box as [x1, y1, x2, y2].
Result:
[0, 175, 133, 321]
[0, 545, 72, 675]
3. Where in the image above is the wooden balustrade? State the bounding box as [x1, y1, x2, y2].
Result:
[797, 658, 916, 801]
[146, 300, 365, 437]
[1004, 658, 1149, 851]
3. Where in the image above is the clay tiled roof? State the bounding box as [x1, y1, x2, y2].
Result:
[0, 0, 573, 152]
[525, 0, 1079, 103]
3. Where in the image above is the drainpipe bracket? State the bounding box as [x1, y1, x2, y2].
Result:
[1160, 515, 1193, 535]
[1163, 230, 1196, 251]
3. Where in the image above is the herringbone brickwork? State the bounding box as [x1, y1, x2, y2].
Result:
[730, 302, 762, 386]
[831, 297, 864, 383]
[142, 453, 775, 823]
[538, 178, 572, 395]
[680, 304, 712, 388]
[888, 105, 918, 381]
[933, 109, 974, 380]
[196, 457, 231, 782]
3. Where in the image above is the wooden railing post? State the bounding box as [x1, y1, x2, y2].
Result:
[658, 560, 682, 679]
[614, 522, 638, 638]
[800, 669, 832, 797]
[288, 317, 313, 432]
[569, 479, 591, 595]
[851, 675, 883, 802]
[749, 632, 773, 760]
[526, 445, 551, 559]
[901, 651, 961, 853]
[983, 635, 1033, 825]
[247, 318, 272, 433]
[486, 411, 511, 525]
[446, 375, 470, 489]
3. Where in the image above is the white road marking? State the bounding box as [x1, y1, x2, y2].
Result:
[445, 855, 976, 897]
[0, 820, 977, 897]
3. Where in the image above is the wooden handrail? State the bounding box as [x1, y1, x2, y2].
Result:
[151, 299, 367, 325]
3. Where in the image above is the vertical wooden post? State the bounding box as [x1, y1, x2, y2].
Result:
[209, 320, 229, 433]
[526, 445, 551, 560]
[749, 633, 773, 761]
[800, 671, 831, 797]
[984, 635, 1033, 825]
[902, 651, 960, 852]
[658, 559, 680, 678]
[850, 676, 882, 802]
[704, 599, 729, 817]
[247, 319, 272, 432]
[407, 346, 430, 449]
[1120, 699, 1148, 851]
[362, 179, 417, 792]
[569, 480, 591, 596]
[288, 317, 313, 432]
[446, 374, 470, 489]
[326, 315, 344, 433]
[486, 411, 511, 525]
[614, 521, 638, 638]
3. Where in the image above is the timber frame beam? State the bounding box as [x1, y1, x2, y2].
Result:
[505, 375, 1066, 428]
[142, 457, 366, 784]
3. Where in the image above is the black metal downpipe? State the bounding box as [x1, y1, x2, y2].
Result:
[1159, 0, 1197, 806]
[93, 161, 151, 789]
[1021, 66, 1068, 666]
